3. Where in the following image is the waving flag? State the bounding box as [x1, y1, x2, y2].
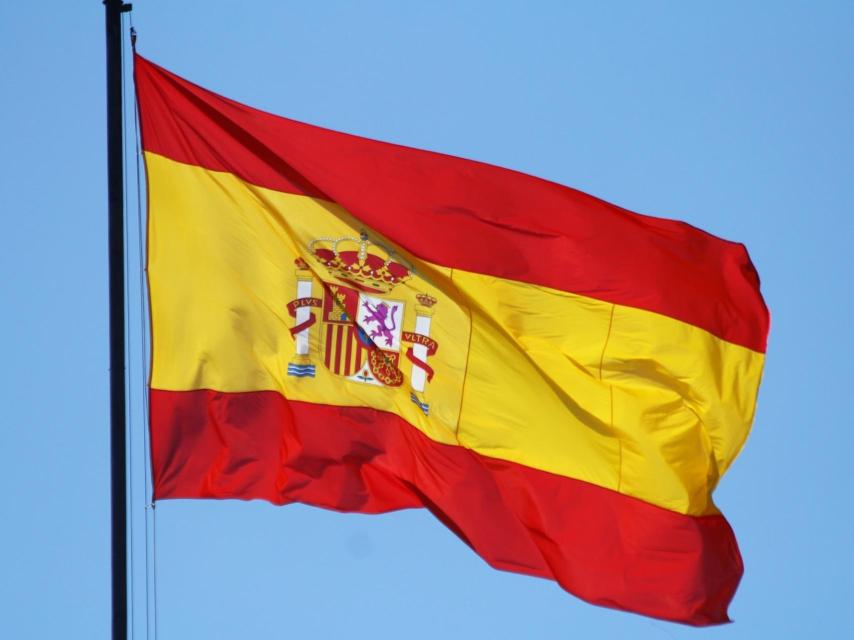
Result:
[135, 53, 768, 625]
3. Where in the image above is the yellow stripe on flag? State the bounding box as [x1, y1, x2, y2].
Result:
[147, 152, 763, 516]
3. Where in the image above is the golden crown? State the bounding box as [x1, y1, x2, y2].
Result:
[309, 233, 410, 294]
[416, 294, 437, 308]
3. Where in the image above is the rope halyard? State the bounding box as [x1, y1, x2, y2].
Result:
[128, 12, 157, 639]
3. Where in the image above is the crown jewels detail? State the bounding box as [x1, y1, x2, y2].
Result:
[416, 294, 437, 308]
[309, 234, 410, 294]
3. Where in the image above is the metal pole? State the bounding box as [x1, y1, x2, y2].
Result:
[104, 1, 132, 639]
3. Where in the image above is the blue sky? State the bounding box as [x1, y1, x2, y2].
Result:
[1, 1, 852, 638]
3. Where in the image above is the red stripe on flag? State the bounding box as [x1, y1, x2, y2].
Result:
[334, 325, 343, 373]
[150, 388, 743, 625]
[324, 325, 333, 369]
[135, 54, 768, 352]
[355, 342, 364, 370]
[344, 326, 353, 375]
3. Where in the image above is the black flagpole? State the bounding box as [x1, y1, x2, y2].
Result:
[104, 1, 132, 639]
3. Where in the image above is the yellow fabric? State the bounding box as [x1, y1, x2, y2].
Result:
[147, 152, 765, 516]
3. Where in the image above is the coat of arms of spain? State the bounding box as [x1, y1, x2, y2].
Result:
[286, 232, 443, 418]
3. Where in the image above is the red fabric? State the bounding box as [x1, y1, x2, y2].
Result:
[150, 388, 742, 625]
[135, 54, 768, 352]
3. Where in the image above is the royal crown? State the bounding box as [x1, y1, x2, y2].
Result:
[416, 293, 437, 308]
[309, 233, 410, 294]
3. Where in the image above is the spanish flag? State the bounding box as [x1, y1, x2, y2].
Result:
[135, 54, 768, 625]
